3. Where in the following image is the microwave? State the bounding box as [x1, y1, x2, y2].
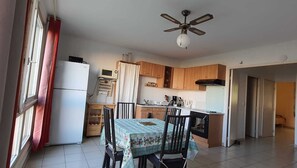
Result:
[98, 69, 118, 79]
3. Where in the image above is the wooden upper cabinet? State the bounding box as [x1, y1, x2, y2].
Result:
[172, 68, 184, 89]
[137, 60, 225, 91]
[138, 61, 153, 76]
[200, 64, 226, 80]
[183, 67, 206, 91]
[138, 61, 164, 78]
[152, 63, 165, 78]
[217, 64, 226, 80]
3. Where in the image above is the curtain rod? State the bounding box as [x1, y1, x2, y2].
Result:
[53, 0, 57, 21]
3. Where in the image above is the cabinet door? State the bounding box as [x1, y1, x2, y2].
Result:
[200, 64, 226, 80]
[183, 68, 194, 90]
[139, 61, 153, 76]
[184, 67, 199, 90]
[172, 68, 184, 89]
[200, 65, 218, 79]
[153, 108, 166, 120]
[217, 64, 226, 80]
[152, 64, 165, 78]
[183, 67, 206, 91]
[136, 107, 153, 118]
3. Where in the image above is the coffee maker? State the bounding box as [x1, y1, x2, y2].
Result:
[172, 96, 178, 105]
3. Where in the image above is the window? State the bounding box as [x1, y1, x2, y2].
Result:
[21, 107, 34, 147]
[10, 0, 44, 165]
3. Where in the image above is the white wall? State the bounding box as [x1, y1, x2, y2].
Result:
[206, 86, 225, 112]
[57, 34, 209, 108]
[0, 0, 16, 123]
[181, 40, 297, 68]
[57, 34, 182, 104]
[0, 0, 27, 167]
[178, 90, 206, 109]
[137, 77, 178, 104]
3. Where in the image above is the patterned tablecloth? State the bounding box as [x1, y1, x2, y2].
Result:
[100, 118, 199, 168]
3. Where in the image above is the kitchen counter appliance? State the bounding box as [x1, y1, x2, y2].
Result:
[190, 111, 209, 138]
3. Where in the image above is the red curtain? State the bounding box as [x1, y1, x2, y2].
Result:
[32, 17, 61, 151]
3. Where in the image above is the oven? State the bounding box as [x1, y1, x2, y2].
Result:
[190, 111, 209, 139]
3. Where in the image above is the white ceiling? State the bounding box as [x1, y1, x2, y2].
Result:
[43, 0, 297, 59]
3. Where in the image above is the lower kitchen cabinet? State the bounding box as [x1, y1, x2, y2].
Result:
[85, 103, 115, 137]
[136, 105, 166, 120]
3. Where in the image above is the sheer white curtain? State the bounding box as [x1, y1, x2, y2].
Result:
[115, 62, 140, 118]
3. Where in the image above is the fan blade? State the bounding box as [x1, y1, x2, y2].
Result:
[161, 13, 182, 25]
[189, 14, 213, 25]
[189, 27, 206, 35]
[164, 27, 181, 32]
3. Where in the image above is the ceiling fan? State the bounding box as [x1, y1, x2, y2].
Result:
[161, 10, 213, 48]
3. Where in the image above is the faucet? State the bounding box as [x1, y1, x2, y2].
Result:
[144, 99, 149, 105]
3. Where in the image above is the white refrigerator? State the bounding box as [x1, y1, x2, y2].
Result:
[49, 61, 89, 145]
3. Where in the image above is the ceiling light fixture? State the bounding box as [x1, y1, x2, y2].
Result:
[176, 30, 190, 49]
[161, 10, 213, 49]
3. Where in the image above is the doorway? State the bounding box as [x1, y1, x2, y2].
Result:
[227, 63, 297, 147]
[246, 76, 258, 138]
[275, 82, 296, 137]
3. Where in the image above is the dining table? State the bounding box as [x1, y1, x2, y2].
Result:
[100, 118, 199, 168]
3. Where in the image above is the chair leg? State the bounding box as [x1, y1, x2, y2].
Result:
[119, 159, 123, 167]
[143, 156, 147, 168]
[138, 157, 142, 168]
[102, 153, 108, 168]
[105, 154, 111, 168]
[111, 160, 116, 168]
[138, 156, 147, 168]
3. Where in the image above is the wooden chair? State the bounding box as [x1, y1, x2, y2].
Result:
[102, 107, 123, 168]
[164, 107, 181, 124]
[147, 115, 192, 168]
[116, 102, 135, 119]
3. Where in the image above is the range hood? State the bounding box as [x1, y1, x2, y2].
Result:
[195, 79, 225, 86]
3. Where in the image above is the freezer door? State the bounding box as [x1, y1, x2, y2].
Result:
[54, 61, 89, 90]
[49, 89, 87, 145]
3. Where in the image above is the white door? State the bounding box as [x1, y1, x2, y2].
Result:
[49, 89, 87, 145]
[262, 79, 275, 137]
[54, 61, 89, 90]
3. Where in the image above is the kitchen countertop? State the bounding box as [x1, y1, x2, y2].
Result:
[136, 104, 224, 115]
[136, 104, 171, 108]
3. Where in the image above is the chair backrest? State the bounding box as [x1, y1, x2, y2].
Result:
[164, 107, 181, 124]
[103, 106, 117, 151]
[116, 102, 135, 119]
[160, 115, 192, 160]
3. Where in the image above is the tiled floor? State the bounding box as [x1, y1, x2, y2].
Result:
[25, 127, 297, 168]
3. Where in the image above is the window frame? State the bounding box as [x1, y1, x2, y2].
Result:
[10, 0, 46, 166]
[19, 0, 44, 113]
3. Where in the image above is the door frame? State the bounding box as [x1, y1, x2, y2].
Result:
[226, 64, 297, 147]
